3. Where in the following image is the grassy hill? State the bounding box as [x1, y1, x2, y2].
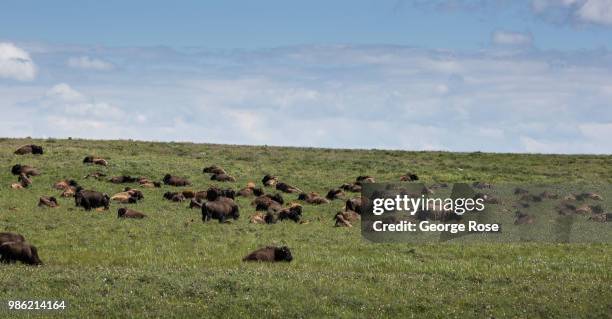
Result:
[0, 138, 610, 318]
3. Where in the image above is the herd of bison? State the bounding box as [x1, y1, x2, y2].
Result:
[2, 144, 610, 266]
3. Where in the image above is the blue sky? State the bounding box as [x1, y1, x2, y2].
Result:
[1, 0, 612, 153]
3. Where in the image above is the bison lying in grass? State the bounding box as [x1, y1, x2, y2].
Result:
[117, 208, 147, 219]
[163, 174, 191, 186]
[14, 144, 44, 155]
[243, 246, 293, 262]
[11, 164, 40, 177]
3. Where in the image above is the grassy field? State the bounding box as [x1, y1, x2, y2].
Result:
[0, 137, 610, 318]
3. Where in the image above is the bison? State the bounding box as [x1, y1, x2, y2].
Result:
[345, 197, 363, 214]
[400, 173, 419, 182]
[11, 164, 40, 177]
[0, 232, 25, 245]
[202, 197, 240, 223]
[237, 185, 264, 197]
[109, 175, 138, 184]
[163, 174, 191, 186]
[163, 192, 186, 202]
[14, 144, 44, 155]
[53, 179, 79, 190]
[203, 165, 227, 175]
[298, 192, 330, 205]
[75, 188, 110, 210]
[0, 241, 42, 265]
[275, 182, 301, 193]
[242, 246, 293, 262]
[326, 189, 345, 200]
[38, 196, 58, 208]
[83, 156, 108, 166]
[210, 173, 236, 182]
[252, 194, 284, 211]
[117, 208, 147, 219]
[262, 174, 278, 187]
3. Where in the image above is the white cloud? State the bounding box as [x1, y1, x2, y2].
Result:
[46, 83, 84, 101]
[577, 0, 612, 25]
[0, 42, 37, 81]
[532, 0, 612, 25]
[1, 44, 612, 154]
[67, 56, 114, 70]
[492, 31, 533, 46]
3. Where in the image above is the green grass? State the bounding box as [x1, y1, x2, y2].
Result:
[0, 138, 610, 318]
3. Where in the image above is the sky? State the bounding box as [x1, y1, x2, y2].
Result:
[1, 0, 612, 154]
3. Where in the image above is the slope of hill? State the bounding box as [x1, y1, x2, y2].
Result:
[1, 138, 610, 318]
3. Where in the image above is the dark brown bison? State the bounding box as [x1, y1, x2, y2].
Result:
[252, 194, 284, 211]
[83, 156, 108, 166]
[163, 174, 191, 186]
[11, 164, 40, 177]
[117, 208, 147, 219]
[345, 197, 363, 214]
[53, 179, 78, 190]
[109, 175, 137, 184]
[335, 210, 360, 227]
[400, 173, 419, 181]
[238, 186, 264, 197]
[38, 196, 58, 208]
[276, 182, 301, 193]
[0, 241, 42, 265]
[264, 204, 303, 224]
[277, 204, 303, 222]
[203, 165, 227, 175]
[356, 176, 375, 184]
[163, 192, 186, 202]
[298, 192, 330, 205]
[14, 144, 44, 155]
[243, 246, 293, 262]
[202, 197, 240, 223]
[75, 188, 110, 210]
[340, 183, 362, 193]
[210, 173, 236, 182]
[262, 174, 278, 187]
[204, 187, 236, 201]
[326, 189, 345, 200]
[0, 232, 25, 245]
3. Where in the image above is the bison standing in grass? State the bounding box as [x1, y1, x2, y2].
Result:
[75, 187, 110, 210]
[201, 191, 240, 223]
[0, 241, 42, 265]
